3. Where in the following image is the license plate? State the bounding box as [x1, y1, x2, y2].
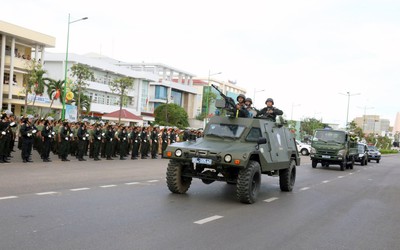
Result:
[322, 155, 330, 159]
[192, 157, 212, 165]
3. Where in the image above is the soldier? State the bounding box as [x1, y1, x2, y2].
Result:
[59, 121, 72, 161]
[0, 113, 9, 163]
[161, 127, 169, 154]
[77, 122, 89, 161]
[118, 126, 128, 160]
[244, 98, 258, 118]
[92, 123, 102, 161]
[105, 125, 114, 160]
[150, 125, 159, 159]
[4, 110, 16, 161]
[41, 118, 55, 162]
[20, 115, 38, 163]
[169, 127, 177, 144]
[256, 98, 283, 122]
[140, 126, 149, 159]
[130, 126, 140, 160]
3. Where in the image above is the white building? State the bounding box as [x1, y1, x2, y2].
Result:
[44, 53, 157, 124]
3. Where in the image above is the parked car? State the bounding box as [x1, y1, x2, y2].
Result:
[354, 143, 368, 166]
[367, 145, 381, 163]
[296, 140, 311, 156]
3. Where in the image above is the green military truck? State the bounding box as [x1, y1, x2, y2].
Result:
[163, 115, 300, 204]
[310, 129, 358, 171]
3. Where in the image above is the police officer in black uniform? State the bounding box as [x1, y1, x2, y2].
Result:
[93, 123, 102, 161]
[161, 127, 169, 154]
[41, 118, 55, 162]
[256, 98, 283, 121]
[20, 115, 37, 163]
[77, 122, 89, 161]
[130, 126, 140, 160]
[105, 125, 114, 160]
[59, 121, 72, 161]
[0, 113, 9, 163]
[150, 126, 159, 159]
[118, 126, 128, 160]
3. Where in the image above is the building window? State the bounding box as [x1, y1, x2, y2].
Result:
[155, 85, 167, 99]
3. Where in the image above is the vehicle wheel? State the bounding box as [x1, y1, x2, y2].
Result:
[312, 160, 317, 168]
[301, 149, 309, 156]
[365, 158, 368, 165]
[368, 159, 371, 162]
[361, 157, 365, 166]
[166, 160, 192, 194]
[376, 159, 380, 163]
[280, 160, 296, 192]
[237, 160, 261, 204]
[340, 159, 346, 171]
[349, 157, 354, 170]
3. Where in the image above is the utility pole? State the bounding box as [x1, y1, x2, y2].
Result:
[340, 92, 360, 129]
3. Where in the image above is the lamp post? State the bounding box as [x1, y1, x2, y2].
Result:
[253, 88, 265, 106]
[205, 70, 222, 118]
[339, 91, 360, 129]
[61, 14, 88, 120]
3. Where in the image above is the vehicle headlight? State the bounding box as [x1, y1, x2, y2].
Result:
[359, 154, 364, 157]
[175, 149, 182, 157]
[338, 149, 345, 156]
[377, 152, 381, 156]
[310, 147, 316, 154]
[224, 154, 232, 163]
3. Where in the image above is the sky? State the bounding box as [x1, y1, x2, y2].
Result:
[2, 0, 400, 127]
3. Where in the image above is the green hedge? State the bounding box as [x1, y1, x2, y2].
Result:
[380, 149, 399, 154]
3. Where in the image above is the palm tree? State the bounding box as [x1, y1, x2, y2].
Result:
[44, 78, 65, 110]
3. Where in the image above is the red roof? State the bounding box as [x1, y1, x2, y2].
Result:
[102, 109, 143, 120]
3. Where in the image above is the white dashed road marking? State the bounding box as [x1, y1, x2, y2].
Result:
[338, 176, 345, 179]
[100, 185, 117, 188]
[36, 192, 58, 196]
[0, 196, 18, 200]
[194, 215, 224, 225]
[299, 187, 310, 191]
[70, 188, 90, 192]
[147, 180, 159, 183]
[264, 197, 279, 203]
[125, 182, 140, 185]
[322, 180, 330, 184]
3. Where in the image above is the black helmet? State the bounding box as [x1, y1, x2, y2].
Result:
[237, 94, 246, 102]
[265, 98, 274, 105]
[245, 97, 253, 104]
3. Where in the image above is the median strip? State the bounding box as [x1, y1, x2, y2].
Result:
[194, 215, 223, 225]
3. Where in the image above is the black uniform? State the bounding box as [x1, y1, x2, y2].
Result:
[0, 118, 9, 163]
[150, 129, 159, 159]
[140, 130, 149, 159]
[77, 124, 89, 161]
[59, 124, 72, 161]
[20, 120, 37, 163]
[93, 127, 102, 161]
[41, 124, 54, 162]
[130, 129, 140, 159]
[105, 127, 114, 160]
[256, 106, 283, 121]
[118, 129, 128, 160]
[161, 130, 169, 154]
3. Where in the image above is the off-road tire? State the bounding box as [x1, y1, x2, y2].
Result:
[349, 157, 354, 170]
[377, 159, 380, 163]
[280, 160, 296, 192]
[340, 158, 346, 171]
[237, 161, 261, 204]
[312, 160, 317, 168]
[166, 160, 192, 194]
[361, 157, 365, 166]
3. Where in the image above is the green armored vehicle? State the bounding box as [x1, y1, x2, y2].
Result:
[163, 115, 300, 204]
[310, 129, 358, 171]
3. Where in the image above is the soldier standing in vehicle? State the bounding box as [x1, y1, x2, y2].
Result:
[244, 98, 258, 118]
[256, 98, 283, 121]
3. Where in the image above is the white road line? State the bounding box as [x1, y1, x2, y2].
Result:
[348, 173, 354, 175]
[322, 180, 330, 184]
[264, 197, 279, 203]
[338, 176, 345, 178]
[125, 182, 140, 185]
[299, 187, 310, 191]
[0, 196, 18, 200]
[100, 185, 117, 188]
[70, 188, 90, 192]
[194, 215, 223, 225]
[147, 180, 159, 183]
[36, 192, 58, 196]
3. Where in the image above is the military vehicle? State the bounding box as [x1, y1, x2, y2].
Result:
[163, 85, 300, 204]
[310, 129, 358, 171]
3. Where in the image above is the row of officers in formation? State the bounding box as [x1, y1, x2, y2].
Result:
[0, 111, 203, 163]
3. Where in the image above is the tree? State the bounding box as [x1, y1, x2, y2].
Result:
[300, 117, 325, 137]
[68, 88, 91, 116]
[70, 64, 94, 119]
[203, 89, 217, 116]
[154, 103, 189, 128]
[44, 78, 64, 110]
[23, 61, 46, 115]
[109, 77, 134, 123]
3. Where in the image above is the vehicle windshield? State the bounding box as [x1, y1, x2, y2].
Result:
[368, 145, 378, 151]
[313, 130, 345, 143]
[357, 144, 366, 153]
[205, 123, 246, 139]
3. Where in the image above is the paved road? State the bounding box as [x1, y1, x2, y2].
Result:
[0, 154, 399, 250]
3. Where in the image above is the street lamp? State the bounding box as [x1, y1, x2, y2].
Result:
[253, 88, 265, 106]
[205, 70, 222, 117]
[61, 14, 88, 120]
[339, 91, 360, 129]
